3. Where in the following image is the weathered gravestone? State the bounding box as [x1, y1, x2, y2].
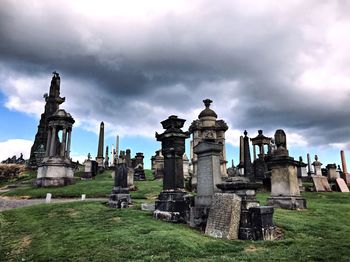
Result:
[336, 178, 349, 193]
[205, 193, 242, 240]
[312, 175, 332, 192]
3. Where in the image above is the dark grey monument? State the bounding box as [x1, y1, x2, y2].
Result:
[29, 72, 65, 168]
[109, 156, 132, 208]
[96, 122, 104, 170]
[153, 115, 190, 223]
[243, 131, 254, 180]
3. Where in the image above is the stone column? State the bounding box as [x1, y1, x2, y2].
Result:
[66, 130, 71, 158]
[341, 150, 348, 174]
[49, 126, 57, 157]
[253, 145, 257, 161]
[239, 136, 244, 164]
[60, 128, 67, 157]
[307, 153, 313, 176]
[45, 128, 52, 157]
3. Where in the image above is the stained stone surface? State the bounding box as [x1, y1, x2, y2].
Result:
[336, 178, 349, 192]
[312, 175, 332, 192]
[205, 193, 242, 240]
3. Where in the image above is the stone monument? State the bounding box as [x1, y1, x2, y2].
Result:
[190, 140, 222, 229]
[153, 115, 190, 223]
[250, 130, 272, 181]
[109, 155, 132, 208]
[189, 99, 228, 188]
[312, 155, 323, 176]
[243, 131, 254, 180]
[326, 163, 339, 182]
[81, 153, 98, 179]
[36, 109, 75, 187]
[267, 129, 306, 209]
[96, 122, 105, 170]
[151, 150, 165, 179]
[29, 72, 66, 168]
[133, 152, 145, 180]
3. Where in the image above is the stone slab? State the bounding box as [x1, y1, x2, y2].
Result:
[312, 175, 332, 192]
[336, 178, 350, 192]
[205, 193, 241, 240]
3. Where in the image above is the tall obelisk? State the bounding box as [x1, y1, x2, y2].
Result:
[96, 122, 105, 169]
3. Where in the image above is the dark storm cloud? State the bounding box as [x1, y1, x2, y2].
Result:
[0, 0, 349, 146]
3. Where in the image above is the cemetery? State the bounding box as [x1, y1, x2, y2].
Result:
[0, 73, 349, 261]
[1, 2, 350, 261]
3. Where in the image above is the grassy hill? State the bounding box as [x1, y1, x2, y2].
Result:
[1, 170, 350, 261]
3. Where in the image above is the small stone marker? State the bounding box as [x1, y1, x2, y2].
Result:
[336, 178, 350, 192]
[81, 194, 86, 201]
[205, 193, 241, 240]
[45, 193, 52, 203]
[312, 176, 332, 192]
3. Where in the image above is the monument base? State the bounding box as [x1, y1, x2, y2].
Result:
[35, 177, 75, 187]
[108, 187, 132, 208]
[154, 190, 188, 223]
[36, 157, 75, 187]
[267, 196, 306, 210]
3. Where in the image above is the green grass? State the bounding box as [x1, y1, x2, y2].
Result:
[1, 170, 162, 200]
[1, 192, 350, 261]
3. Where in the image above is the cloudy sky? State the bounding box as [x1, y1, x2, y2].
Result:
[0, 0, 349, 167]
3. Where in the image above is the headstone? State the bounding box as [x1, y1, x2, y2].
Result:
[335, 178, 349, 192]
[216, 178, 275, 240]
[81, 194, 86, 201]
[205, 193, 242, 240]
[109, 160, 132, 208]
[141, 203, 156, 211]
[46, 193, 52, 203]
[190, 140, 222, 228]
[312, 176, 332, 192]
[307, 153, 314, 176]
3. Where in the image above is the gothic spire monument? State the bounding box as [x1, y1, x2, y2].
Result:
[29, 72, 66, 168]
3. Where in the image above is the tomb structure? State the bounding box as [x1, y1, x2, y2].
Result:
[36, 109, 75, 187]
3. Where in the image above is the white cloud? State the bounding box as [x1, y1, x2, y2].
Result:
[0, 139, 32, 161]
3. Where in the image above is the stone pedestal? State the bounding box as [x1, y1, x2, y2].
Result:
[36, 157, 74, 187]
[154, 190, 189, 223]
[326, 164, 339, 182]
[267, 156, 306, 209]
[108, 187, 131, 208]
